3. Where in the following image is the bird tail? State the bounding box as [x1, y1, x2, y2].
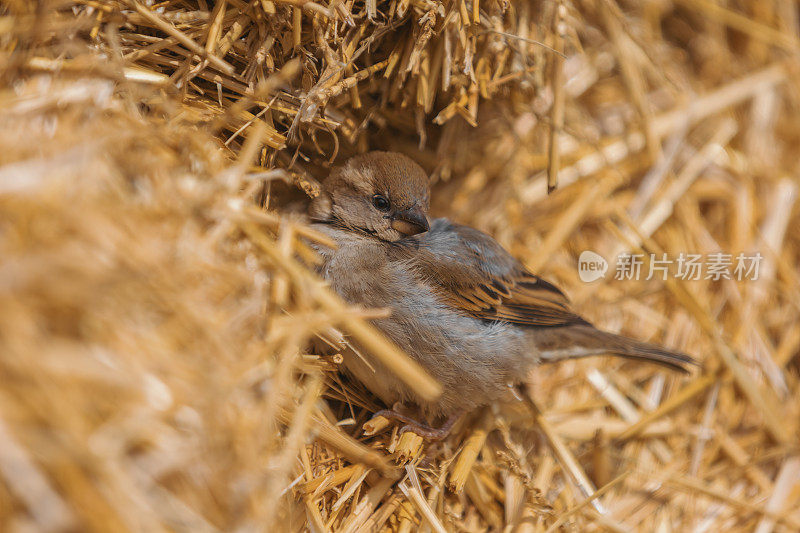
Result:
[532, 325, 695, 372]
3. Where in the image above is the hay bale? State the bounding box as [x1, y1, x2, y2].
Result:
[1, 1, 799, 531]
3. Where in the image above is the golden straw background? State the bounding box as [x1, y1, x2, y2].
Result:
[1, 0, 799, 531]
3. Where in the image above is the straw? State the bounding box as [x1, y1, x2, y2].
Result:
[2, 1, 799, 531]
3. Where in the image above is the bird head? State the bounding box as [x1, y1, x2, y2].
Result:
[310, 151, 430, 242]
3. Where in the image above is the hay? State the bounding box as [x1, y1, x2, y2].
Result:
[1, 0, 799, 531]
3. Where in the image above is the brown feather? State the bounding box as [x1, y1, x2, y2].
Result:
[436, 269, 591, 328]
[401, 220, 692, 371]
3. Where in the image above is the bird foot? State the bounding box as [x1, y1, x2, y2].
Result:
[370, 409, 462, 441]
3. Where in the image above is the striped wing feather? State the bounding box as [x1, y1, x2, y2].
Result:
[408, 219, 589, 328]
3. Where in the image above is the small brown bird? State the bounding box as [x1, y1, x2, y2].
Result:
[310, 151, 693, 438]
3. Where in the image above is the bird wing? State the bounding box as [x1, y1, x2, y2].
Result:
[402, 219, 590, 328]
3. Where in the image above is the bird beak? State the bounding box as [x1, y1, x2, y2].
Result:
[390, 207, 429, 236]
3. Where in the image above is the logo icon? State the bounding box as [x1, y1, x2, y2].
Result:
[578, 250, 608, 282]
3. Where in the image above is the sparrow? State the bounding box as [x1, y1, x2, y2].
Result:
[309, 151, 694, 438]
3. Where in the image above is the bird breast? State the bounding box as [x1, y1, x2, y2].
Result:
[310, 224, 533, 416]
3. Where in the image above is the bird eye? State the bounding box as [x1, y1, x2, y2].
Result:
[372, 195, 390, 211]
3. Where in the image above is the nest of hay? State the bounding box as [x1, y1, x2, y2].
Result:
[1, 0, 799, 531]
